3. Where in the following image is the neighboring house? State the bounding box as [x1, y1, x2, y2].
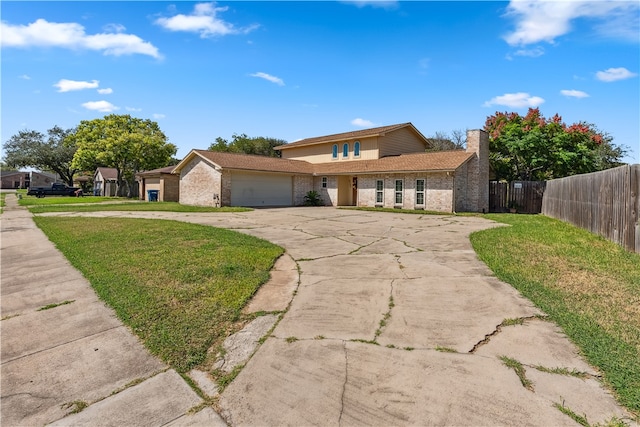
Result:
[136, 166, 180, 202]
[173, 123, 489, 213]
[1, 170, 59, 189]
[93, 167, 118, 196]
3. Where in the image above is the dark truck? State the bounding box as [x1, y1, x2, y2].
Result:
[27, 183, 81, 198]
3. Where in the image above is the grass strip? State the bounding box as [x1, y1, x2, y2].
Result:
[471, 214, 640, 415]
[554, 402, 590, 427]
[34, 216, 283, 373]
[28, 201, 251, 213]
[19, 195, 119, 206]
[38, 300, 75, 311]
[500, 355, 533, 390]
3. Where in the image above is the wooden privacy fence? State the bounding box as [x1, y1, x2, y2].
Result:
[541, 164, 640, 253]
[489, 181, 546, 214]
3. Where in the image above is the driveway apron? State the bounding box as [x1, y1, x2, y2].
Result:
[38, 207, 636, 426]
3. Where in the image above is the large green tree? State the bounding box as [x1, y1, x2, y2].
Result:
[485, 108, 628, 182]
[208, 134, 286, 157]
[2, 126, 78, 186]
[71, 114, 177, 197]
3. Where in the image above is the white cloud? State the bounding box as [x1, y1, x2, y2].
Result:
[351, 118, 375, 127]
[341, 1, 398, 9]
[512, 46, 545, 58]
[483, 92, 545, 108]
[54, 79, 99, 92]
[560, 89, 589, 98]
[1, 18, 161, 58]
[126, 107, 142, 112]
[97, 88, 113, 94]
[153, 113, 166, 119]
[250, 72, 284, 86]
[82, 100, 119, 112]
[103, 23, 126, 33]
[503, 0, 640, 46]
[596, 67, 638, 82]
[19, 74, 31, 80]
[418, 58, 430, 69]
[155, 2, 259, 38]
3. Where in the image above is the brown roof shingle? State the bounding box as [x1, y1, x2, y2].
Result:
[313, 151, 475, 175]
[176, 149, 474, 176]
[136, 166, 176, 177]
[275, 123, 418, 150]
[193, 150, 312, 174]
[96, 167, 118, 180]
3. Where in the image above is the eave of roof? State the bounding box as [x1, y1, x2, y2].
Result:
[274, 122, 423, 150]
[173, 150, 313, 175]
[136, 166, 177, 177]
[173, 149, 474, 177]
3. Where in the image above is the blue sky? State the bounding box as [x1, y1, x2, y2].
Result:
[2, 1, 639, 163]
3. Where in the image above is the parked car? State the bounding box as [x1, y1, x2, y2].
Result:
[27, 183, 81, 198]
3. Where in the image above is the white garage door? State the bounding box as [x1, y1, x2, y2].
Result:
[230, 171, 293, 207]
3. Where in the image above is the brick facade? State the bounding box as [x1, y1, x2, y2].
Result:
[465, 129, 489, 212]
[179, 157, 222, 207]
[293, 175, 314, 205]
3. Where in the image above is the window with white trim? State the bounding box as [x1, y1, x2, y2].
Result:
[322, 176, 327, 188]
[354, 141, 360, 158]
[416, 179, 425, 206]
[332, 144, 338, 159]
[395, 180, 403, 205]
[376, 180, 384, 204]
[342, 143, 349, 159]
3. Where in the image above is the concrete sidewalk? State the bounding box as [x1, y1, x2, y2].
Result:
[0, 194, 224, 426]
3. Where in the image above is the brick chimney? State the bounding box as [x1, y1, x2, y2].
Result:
[466, 129, 489, 212]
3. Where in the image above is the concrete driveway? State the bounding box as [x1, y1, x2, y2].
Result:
[36, 206, 635, 426]
[213, 208, 631, 426]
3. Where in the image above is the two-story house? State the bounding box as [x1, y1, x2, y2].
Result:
[172, 123, 489, 213]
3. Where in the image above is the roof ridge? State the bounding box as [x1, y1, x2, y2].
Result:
[275, 122, 416, 150]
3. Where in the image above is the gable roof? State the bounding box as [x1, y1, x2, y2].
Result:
[173, 149, 474, 176]
[95, 167, 117, 180]
[173, 150, 312, 175]
[275, 123, 427, 150]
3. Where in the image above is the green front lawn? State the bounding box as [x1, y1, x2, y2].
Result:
[470, 214, 640, 416]
[34, 217, 283, 373]
[19, 195, 119, 206]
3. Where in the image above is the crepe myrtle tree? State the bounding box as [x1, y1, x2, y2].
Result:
[71, 114, 177, 197]
[485, 108, 628, 182]
[2, 126, 78, 186]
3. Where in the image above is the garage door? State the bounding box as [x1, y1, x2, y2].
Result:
[230, 171, 293, 207]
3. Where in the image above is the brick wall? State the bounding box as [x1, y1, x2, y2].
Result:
[294, 175, 314, 205]
[465, 129, 489, 212]
[315, 175, 338, 206]
[356, 173, 455, 212]
[179, 157, 221, 206]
